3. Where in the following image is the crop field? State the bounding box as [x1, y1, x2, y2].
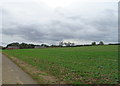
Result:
[3, 45, 119, 84]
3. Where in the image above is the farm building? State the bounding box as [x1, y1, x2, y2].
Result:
[0, 46, 2, 49]
[34, 45, 46, 48]
[7, 46, 20, 49]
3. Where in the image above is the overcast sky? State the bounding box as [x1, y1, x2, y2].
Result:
[1, 0, 118, 46]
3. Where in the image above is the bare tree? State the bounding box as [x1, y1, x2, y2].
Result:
[71, 43, 75, 46]
[63, 41, 75, 47]
[59, 41, 64, 46]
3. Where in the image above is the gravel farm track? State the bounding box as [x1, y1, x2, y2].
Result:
[2, 54, 38, 84]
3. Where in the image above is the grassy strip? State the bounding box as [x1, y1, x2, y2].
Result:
[2, 52, 63, 84]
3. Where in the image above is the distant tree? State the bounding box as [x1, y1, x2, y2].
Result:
[99, 41, 104, 45]
[92, 42, 96, 45]
[59, 41, 64, 47]
[19, 43, 28, 49]
[41, 44, 49, 47]
[64, 41, 75, 47]
[64, 42, 67, 46]
[28, 44, 35, 48]
[71, 43, 75, 46]
[6, 42, 36, 49]
[7, 42, 19, 47]
[51, 45, 57, 47]
[66, 42, 71, 46]
[64, 42, 71, 46]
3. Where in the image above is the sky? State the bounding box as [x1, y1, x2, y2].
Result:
[1, 0, 118, 46]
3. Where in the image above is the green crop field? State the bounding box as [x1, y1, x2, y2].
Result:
[3, 45, 119, 84]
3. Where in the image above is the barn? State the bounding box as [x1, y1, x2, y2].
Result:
[34, 45, 46, 48]
[7, 46, 20, 49]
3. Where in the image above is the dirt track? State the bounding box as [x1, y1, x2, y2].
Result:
[2, 54, 38, 84]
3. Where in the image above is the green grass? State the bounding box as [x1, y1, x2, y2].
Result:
[3, 45, 119, 84]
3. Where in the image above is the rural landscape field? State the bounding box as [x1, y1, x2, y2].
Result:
[3, 45, 119, 84]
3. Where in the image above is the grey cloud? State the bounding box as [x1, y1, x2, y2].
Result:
[2, 2, 118, 45]
[3, 25, 45, 42]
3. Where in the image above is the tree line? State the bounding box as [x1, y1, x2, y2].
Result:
[2, 41, 119, 49]
[91, 41, 104, 45]
[5, 42, 49, 49]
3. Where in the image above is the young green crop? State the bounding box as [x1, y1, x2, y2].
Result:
[3, 45, 119, 84]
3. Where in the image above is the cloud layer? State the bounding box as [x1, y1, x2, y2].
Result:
[1, 0, 118, 46]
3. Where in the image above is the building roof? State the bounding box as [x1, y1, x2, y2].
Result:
[7, 46, 19, 48]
